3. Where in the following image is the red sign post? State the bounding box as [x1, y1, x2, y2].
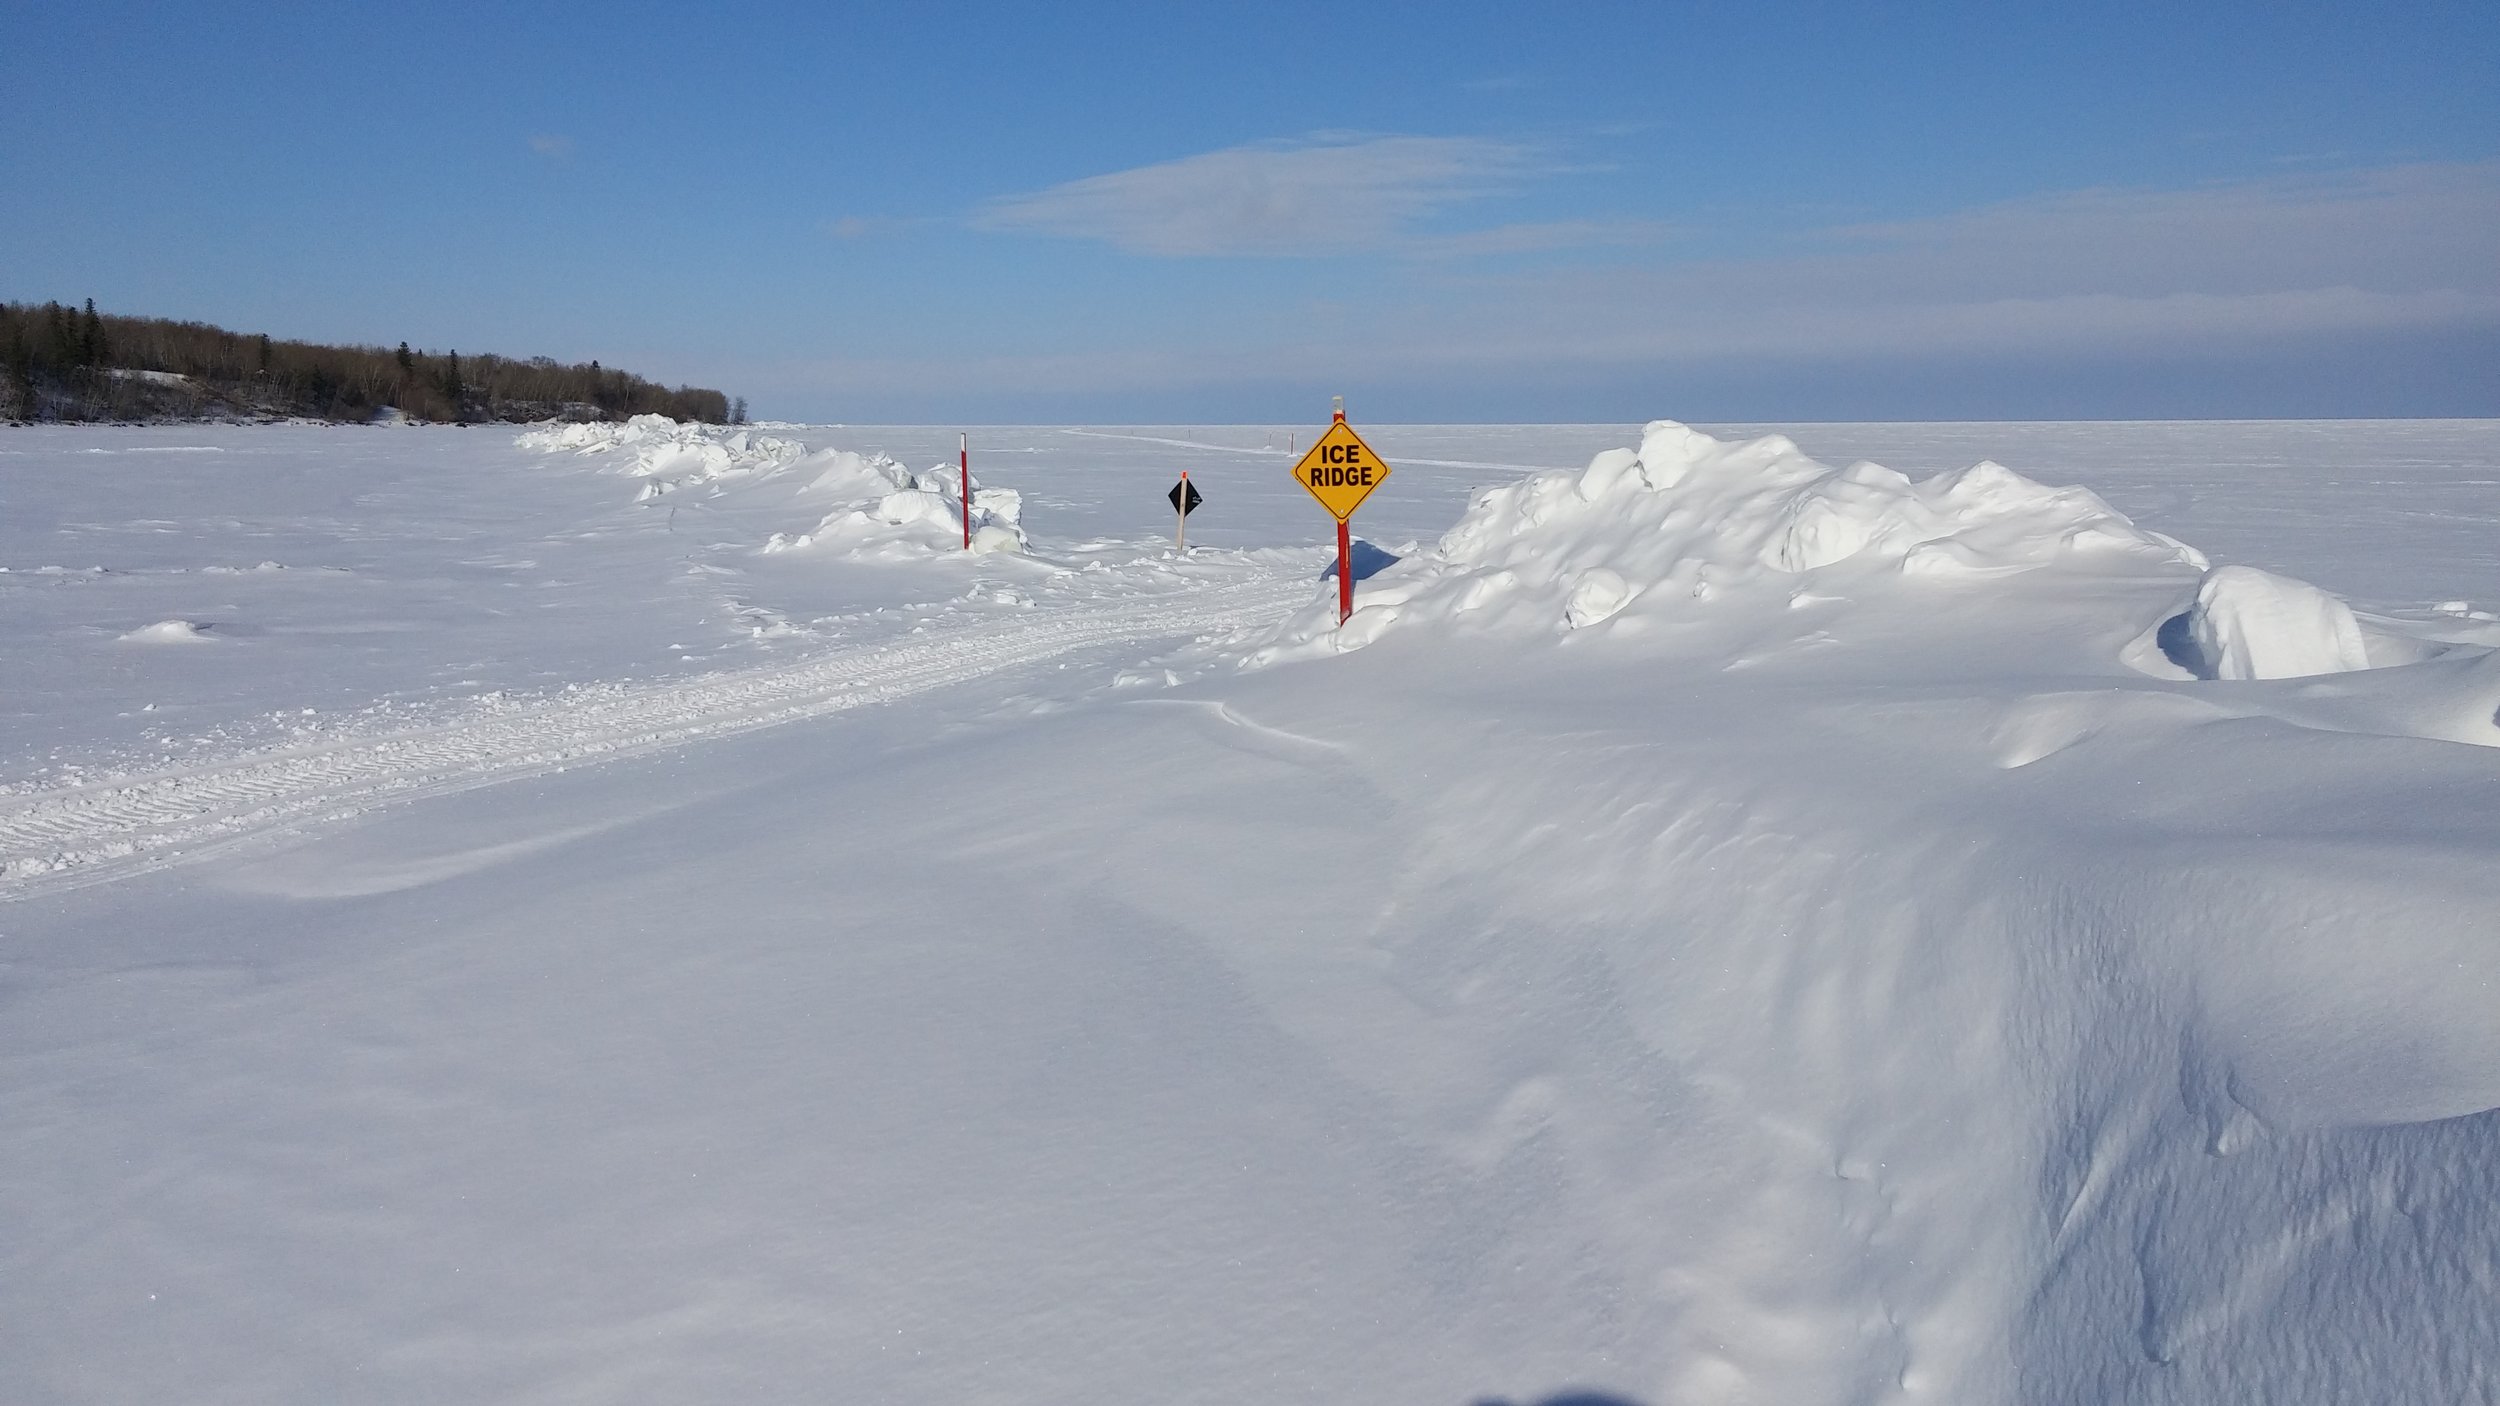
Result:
[1336, 518, 1353, 623]
[959, 433, 972, 550]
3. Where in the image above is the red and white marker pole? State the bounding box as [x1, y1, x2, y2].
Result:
[1332, 400, 1352, 624]
[959, 433, 971, 550]
[1176, 470, 1189, 552]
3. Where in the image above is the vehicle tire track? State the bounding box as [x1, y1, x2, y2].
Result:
[0, 574, 1307, 895]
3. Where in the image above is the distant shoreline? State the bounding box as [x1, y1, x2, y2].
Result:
[3, 300, 741, 427]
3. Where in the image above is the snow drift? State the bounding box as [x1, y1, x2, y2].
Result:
[1235, 421, 2208, 661]
[1185, 419, 2500, 1402]
[1254, 420, 2203, 643]
[1238, 419, 2499, 751]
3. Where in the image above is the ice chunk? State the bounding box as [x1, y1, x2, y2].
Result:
[120, 619, 213, 643]
[1765, 490, 1890, 572]
[876, 489, 957, 529]
[1564, 568, 1636, 628]
[1577, 448, 1642, 501]
[972, 487, 1023, 526]
[2184, 564, 2370, 680]
[1634, 419, 1712, 488]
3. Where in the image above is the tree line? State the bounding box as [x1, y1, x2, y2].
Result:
[2, 300, 742, 425]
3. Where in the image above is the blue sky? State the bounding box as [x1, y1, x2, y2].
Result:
[7, 0, 2496, 421]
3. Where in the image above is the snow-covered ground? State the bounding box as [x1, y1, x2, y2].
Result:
[2, 416, 2496, 1405]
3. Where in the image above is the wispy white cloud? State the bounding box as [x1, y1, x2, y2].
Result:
[974, 134, 1540, 257]
[528, 134, 574, 159]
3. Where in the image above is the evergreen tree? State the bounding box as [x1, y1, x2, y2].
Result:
[0, 301, 736, 424]
[4, 320, 34, 419]
[45, 302, 75, 366]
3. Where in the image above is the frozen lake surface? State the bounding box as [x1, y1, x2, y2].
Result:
[3, 417, 2496, 1405]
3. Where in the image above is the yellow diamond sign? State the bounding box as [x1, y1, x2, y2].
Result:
[1290, 421, 1392, 521]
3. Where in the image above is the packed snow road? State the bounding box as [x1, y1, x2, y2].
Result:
[0, 571, 1310, 891]
[0, 418, 1559, 893]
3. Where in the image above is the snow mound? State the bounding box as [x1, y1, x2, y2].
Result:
[804, 449, 916, 499]
[518, 419, 1027, 557]
[1244, 420, 2202, 659]
[2178, 563, 2371, 680]
[519, 414, 810, 495]
[119, 619, 213, 643]
[762, 471, 1027, 557]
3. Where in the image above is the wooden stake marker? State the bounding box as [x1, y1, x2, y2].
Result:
[1167, 470, 1202, 551]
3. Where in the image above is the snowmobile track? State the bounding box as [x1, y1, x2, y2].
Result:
[0, 575, 1308, 896]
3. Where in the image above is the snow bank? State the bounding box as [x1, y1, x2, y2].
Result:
[518, 414, 811, 496]
[1227, 419, 2500, 750]
[763, 470, 1026, 556]
[1244, 420, 2202, 659]
[518, 417, 1027, 556]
